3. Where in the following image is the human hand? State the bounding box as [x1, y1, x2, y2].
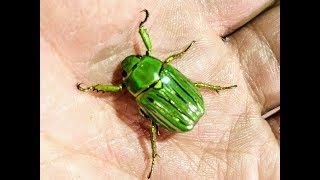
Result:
[41, 1, 279, 179]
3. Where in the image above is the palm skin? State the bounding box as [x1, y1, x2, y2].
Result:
[41, 0, 280, 179]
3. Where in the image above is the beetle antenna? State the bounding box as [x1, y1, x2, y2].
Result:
[140, 9, 149, 27]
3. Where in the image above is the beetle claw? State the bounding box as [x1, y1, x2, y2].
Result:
[140, 9, 149, 27]
[77, 83, 88, 92]
[76, 82, 82, 88]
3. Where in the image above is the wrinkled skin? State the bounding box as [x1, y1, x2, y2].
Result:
[41, 1, 279, 179]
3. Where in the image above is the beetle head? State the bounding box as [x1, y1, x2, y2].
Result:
[121, 55, 142, 79]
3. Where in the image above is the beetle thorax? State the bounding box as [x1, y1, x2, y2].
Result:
[122, 56, 163, 97]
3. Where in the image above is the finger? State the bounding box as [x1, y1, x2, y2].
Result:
[228, 4, 280, 114]
[138, 0, 276, 42]
[200, 0, 277, 36]
[40, 0, 277, 63]
[265, 111, 280, 143]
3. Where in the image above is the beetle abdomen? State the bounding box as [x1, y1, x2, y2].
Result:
[137, 65, 205, 132]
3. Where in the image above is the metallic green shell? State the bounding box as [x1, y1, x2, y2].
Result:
[136, 64, 205, 132]
[123, 56, 162, 96]
[121, 55, 141, 76]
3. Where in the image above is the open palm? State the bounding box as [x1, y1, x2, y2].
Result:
[41, 1, 279, 179]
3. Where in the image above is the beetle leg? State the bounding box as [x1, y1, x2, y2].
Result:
[139, 109, 148, 118]
[139, 109, 160, 135]
[155, 123, 160, 136]
[76, 83, 123, 93]
[164, 41, 195, 64]
[139, 9, 152, 56]
[139, 109, 158, 135]
[194, 83, 237, 93]
[148, 120, 157, 179]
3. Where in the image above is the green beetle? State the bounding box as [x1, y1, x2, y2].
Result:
[77, 9, 237, 179]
